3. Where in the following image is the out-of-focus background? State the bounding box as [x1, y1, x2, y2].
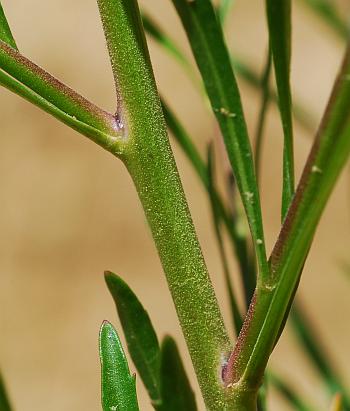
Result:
[0, 1, 349, 410]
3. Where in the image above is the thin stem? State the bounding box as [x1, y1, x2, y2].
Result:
[0, 40, 121, 152]
[223, 42, 350, 394]
[244, 42, 350, 385]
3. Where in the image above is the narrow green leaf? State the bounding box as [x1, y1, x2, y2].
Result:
[142, 13, 193, 77]
[254, 49, 272, 181]
[160, 336, 197, 411]
[291, 305, 350, 409]
[300, 0, 349, 40]
[171, 0, 270, 285]
[269, 372, 315, 411]
[207, 145, 242, 335]
[105, 271, 162, 408]
[232, 56, 314, 134]
[99, 321, 139, 411]
[162, 100, 255, 307]
[0, 372, 12, 411]
[266, 0, 295, 218]
[243, 43, 350, 385]
[0, 3, 16, 49]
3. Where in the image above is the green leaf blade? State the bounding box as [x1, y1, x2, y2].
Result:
[207, 145, 242, 335]
[105, 271, 162, 407]
[142, 13, 191, 73]
[266, 0, 295, 218]
[172, 0, 270, 285]
[99, 321, 140, 411]
[160, 336, 197, 411]
[0, 3, 16, 49]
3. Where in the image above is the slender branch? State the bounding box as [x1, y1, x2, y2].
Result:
[247, 42, 350, 384]
[0, 40, 122, 152]
[224, 42, 350, 393]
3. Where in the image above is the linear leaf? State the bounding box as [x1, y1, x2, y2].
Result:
[300, 0, 349, 39]
[291, 305, 350, 409]
[232, 56, 314, 133]
[0, 372, 12, 411]
[160, 336, 197, 411]
[105, 271, 162, 409]
[99, 321, 139, 411]
[171, 0, 270, 284]
[142, 13, 193, 77]
[207, 145, 242, 335]
[266, 0, 295, 218]
[0, 3, 16, 49]
[162, 100, 255, 307]
[254, 49, 272, 180]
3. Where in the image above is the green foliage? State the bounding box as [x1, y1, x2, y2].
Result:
[99, 321, 139, 411]
[160, 336, 197, 411]
[265, 0, 295, 217]
[0, 0, 350, 410]
[105, 271, 162, 408]
[105, 272, 197, 410]
[207, 146, 243, 335]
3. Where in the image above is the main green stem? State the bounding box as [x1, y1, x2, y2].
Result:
[96, 0, 247, 409]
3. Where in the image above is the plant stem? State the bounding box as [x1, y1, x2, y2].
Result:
[224, 42, 350, 396]
[97, 0, 239, 409]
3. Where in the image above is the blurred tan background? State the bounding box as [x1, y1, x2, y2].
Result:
[0, 1, 349, 410]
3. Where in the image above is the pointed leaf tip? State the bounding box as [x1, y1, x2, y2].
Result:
[105, 271, 162, 407]
[99, 321, 139, 411]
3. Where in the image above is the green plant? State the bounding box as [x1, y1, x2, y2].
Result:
[0, 1, 349, 410]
